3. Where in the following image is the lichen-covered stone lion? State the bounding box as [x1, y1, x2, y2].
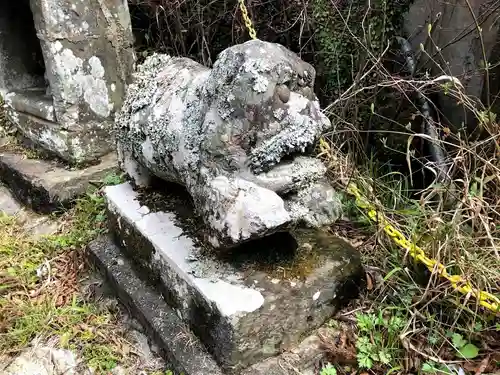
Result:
[115, 40, 341, 248]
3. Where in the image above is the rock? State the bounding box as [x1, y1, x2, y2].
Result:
[0, 184, 22, 216]
[126, 329, 166, 371]
[115, 40, 341, 248]
[111, 366, 127, 375]
[0, 183, 58, 238]
[128, 330, 154, 363]
[1, 347, 90, 375]
[21, 215, 59, 238]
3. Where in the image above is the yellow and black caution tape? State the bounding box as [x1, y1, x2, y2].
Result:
[238, 0, 257, 40]
[346, 182, 500, 313]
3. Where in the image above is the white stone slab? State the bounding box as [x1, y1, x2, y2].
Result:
[105, 182, 265, 317]
[104, 182, 362, 371]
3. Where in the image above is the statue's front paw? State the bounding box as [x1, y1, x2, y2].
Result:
[202, 176, 292, 248]
[285, 180, 343, 228]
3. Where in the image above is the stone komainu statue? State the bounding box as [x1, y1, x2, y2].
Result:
[115, 40, 341, 248]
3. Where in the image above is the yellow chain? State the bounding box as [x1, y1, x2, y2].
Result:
[235, 0, 499, 314]
[233, 4, 499, 313]
[238, 0, 257, 40]
[346, 182, 500, 313]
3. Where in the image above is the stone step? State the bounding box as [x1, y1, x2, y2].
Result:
[87, 235, 223, 375]
[0, 183, 59, 237]
[104, 182, 364, 372]
[0, 140, 117, 214]
[87, 235, 351, 375]
[6, 89, 56, 122]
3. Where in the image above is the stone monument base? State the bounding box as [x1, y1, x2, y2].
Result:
[95, 181, 364, 373]
[88, 235, 355, 375]
[3, 90, 114, 163]
[0, 138, 117, 214]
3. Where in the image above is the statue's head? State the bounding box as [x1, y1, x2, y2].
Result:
[201, 40, 331, 174]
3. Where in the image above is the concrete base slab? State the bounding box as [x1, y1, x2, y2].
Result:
[0, 145, 118, 214]
[105, 182, 364, 372]
[87, 235, 353, 375]
[0, 183, 59, 237]
[87, 235, 224, 375]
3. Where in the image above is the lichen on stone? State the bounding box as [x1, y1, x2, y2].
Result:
[115, 40, 342, 248]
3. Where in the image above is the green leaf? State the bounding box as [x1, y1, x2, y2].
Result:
[422, 362, 436, 373]
[356, 313, 377, 332]
[388, 315, 405, 333]
[469, 181, 478, 197]
[373, 331, 384, 341]
[451, 333, 467, 349]
[457, 343, 479, 359]
[320, 364, 337, 375]
[427, 334, 439, 345]
[378, 350, 392, 364]
[357, 353, 373, 369]
[95, 214, 106, 222]
[474, 322, 483, 332]
[356, 336, 373, 353]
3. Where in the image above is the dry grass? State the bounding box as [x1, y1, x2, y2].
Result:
[311, 1, 500, 373]
[319, 35, 500, 308]
[0, 183, 146, 373]
[316, 137, 500, 372]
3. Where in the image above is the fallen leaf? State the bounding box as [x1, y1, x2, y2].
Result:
[475, 355, 490, 375]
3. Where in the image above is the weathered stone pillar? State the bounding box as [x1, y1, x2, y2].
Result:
[405, 0, 500, 131]
[1, 0, 135, 163]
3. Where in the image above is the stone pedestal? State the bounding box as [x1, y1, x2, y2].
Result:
[0, 139, 118, 214]
[96, 182, 363, 373]
[0, 0, 134, 164]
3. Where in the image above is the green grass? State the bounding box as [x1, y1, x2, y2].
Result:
[0, 173, 140, 373]
[342, 173, 499, 373]
[320, 363, 338, 375]
[320, 135, 500, 373]
[355, 309, 407, 369]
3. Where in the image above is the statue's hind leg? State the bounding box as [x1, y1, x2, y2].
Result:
[117, 141, 152, 188]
